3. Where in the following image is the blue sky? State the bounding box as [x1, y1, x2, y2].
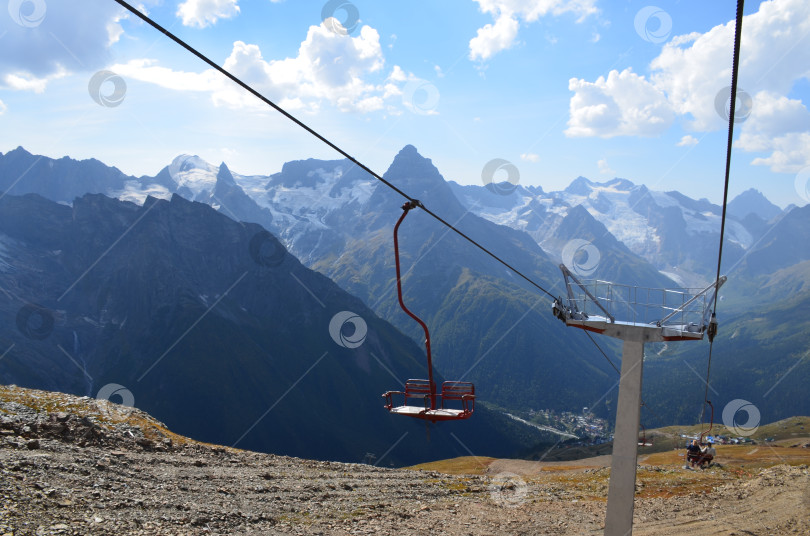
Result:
[1, 0, 809, 207]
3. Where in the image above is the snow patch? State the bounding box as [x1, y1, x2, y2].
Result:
[659, 271, 685, 286]
[111, 180, 172, 205]
[168, 155, 220, 199]
[0, 233, 17, 273]
[257, 164, 376, 230]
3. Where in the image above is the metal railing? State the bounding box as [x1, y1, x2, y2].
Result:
[559, 265, 726, 329]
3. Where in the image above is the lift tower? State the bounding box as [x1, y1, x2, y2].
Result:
[553, 266, 725, 536]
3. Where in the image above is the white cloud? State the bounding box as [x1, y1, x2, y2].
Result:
[177, 0, 240, 28]
[675, 134, 700, 147]
[111, 59, 223, 92]
[597, 158, 614, 175]
[115, 23, 402, 114]
[0, 99, 6, 115]
[677, 135, 699, 147]
[3, 68, 69, 93]
[520, 153, 540, 162]
[469, 14, 520, 61]
[746, 132, 810, 172]
[739, 92, 810, 138]
[473, 0, 598, 22]
[469, 0, 597, 61]
[388, 65, 407, 83]
[0, 2, 123, 88]
[566, 0, 810, 173]
[736, 92, 810, 173]
[565, 68, 674, 138]
[650, 0, 810, 132]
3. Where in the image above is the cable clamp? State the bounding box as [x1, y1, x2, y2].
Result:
[707, 313, 718, 343]
[401, 200, 421, 212]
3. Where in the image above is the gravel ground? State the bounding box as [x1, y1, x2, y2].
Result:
[1, 386, 809, 535]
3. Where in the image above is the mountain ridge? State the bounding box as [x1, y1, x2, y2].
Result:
[0, 189, 550, 465]
[2, 145, 808, 435]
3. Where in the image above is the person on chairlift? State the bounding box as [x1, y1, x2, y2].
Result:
[686, 439, 701, 466]
[700, 440, 716, 465]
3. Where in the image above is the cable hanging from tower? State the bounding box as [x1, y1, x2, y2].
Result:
[700, 0, 746, 435]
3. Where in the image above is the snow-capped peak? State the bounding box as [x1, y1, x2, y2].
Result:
[168, 155, 220, 199]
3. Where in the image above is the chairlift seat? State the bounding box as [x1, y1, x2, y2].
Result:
[686, 449, 714, 467]
[638, 425, 653, 446]
[383, 380, 475, 422]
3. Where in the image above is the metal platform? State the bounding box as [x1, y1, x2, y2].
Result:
[552, 265, 726, 342]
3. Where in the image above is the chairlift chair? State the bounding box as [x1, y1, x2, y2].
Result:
[382, 201, 475, 423]
[638, 424, 653, 447]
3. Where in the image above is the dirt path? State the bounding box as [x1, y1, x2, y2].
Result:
[488, 454, 614, 476]
[632, 465, 810, 535]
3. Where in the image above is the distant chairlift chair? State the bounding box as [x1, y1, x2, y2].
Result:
[638, 424, 653, 447]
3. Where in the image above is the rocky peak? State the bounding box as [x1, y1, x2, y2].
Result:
[216, 162, 236, 186]
[728, 187, 783, 222]
[564, 176, 594, 196]
[374, 145, 465, 216]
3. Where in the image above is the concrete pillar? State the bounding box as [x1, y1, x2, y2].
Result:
[604, 339, 644, 536]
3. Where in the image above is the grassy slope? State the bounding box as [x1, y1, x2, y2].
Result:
[414, 416, 810, 473]
[0, 384, 212, 449]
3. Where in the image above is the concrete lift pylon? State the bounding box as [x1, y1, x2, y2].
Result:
[552, 265, 726, 536]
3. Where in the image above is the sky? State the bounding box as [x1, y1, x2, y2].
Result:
[0, 0, 809, 208]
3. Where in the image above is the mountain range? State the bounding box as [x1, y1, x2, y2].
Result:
[0, 189, 557, 466]
[450, 177, 781, 288]
[1, 145, 808, 451]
